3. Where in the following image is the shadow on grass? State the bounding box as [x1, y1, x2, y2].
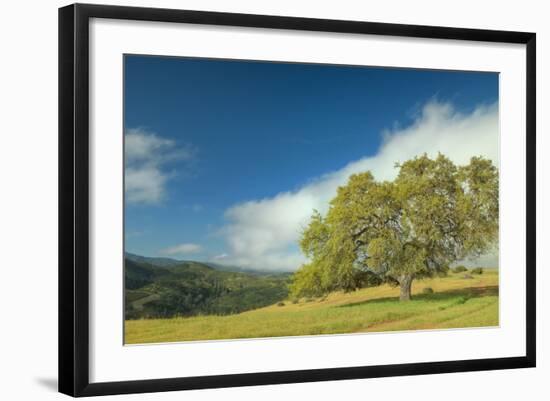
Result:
[337, 285, 499, 309]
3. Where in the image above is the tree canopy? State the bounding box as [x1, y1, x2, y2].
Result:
[290, 154, 498, 301]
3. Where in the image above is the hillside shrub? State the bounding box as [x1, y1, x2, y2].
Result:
[471, 267, 483, 275]
[452, 266, 468, 274]
[422, 287, 434, 294]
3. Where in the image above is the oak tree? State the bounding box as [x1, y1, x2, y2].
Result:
[291, 154, 498, 301]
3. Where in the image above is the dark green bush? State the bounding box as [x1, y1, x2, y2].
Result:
[277, 301, 285, 307]
[452, 265, 468, 273]
[471, 267, 483, 275]
[422, 287, 434, 294]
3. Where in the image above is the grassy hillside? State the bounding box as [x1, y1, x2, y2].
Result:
[125, 269, 498, 344]
[125, 258, 290, 319]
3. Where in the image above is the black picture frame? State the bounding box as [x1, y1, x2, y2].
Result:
[59, 3, 536, 397]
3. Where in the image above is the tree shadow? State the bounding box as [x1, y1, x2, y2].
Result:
[337, 285, 499, 309]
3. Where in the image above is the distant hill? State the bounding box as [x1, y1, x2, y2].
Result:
[124, 252, 273, 275]
[124, 255, 290, 320]
[125, 252, 183, 268]
[202, 261, 278, 275]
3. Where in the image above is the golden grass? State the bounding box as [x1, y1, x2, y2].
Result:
[125, 270, 499, 344]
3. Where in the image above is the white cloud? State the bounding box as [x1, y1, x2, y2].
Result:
[160, 243, 202, 256]
[217, 101, 499, 272]
[213, 253, 228, 260]
[125, 128, 195, 204]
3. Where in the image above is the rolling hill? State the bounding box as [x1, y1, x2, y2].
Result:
[124, 255, 290, 319]
[125, 269, 499, 344]
[125, 252, 187, 268]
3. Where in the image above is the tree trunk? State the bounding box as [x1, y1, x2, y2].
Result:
[399, 274, 414, 301]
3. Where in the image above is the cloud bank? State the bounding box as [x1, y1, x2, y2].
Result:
[217, 101, 499, 272]
[160, 243, 202, 256]
[125, 128, 195, 204]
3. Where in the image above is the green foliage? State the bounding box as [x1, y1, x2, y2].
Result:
[124, 259, 170, 290]
[422, 287, 434, 294]
[452, 265, 468, 273]
[125, 258, 290, 319]
[291, 154, 499, 301]
[470, 267, 483, 275]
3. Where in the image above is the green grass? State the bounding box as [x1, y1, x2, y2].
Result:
[125, 270, 499, 344]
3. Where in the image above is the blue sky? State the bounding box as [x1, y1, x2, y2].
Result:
[124, 55, 499, 270]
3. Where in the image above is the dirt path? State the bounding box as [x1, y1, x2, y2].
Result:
[131, 294, 160, 311]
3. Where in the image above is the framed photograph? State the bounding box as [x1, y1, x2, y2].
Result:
[59, 3, 536, 397]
